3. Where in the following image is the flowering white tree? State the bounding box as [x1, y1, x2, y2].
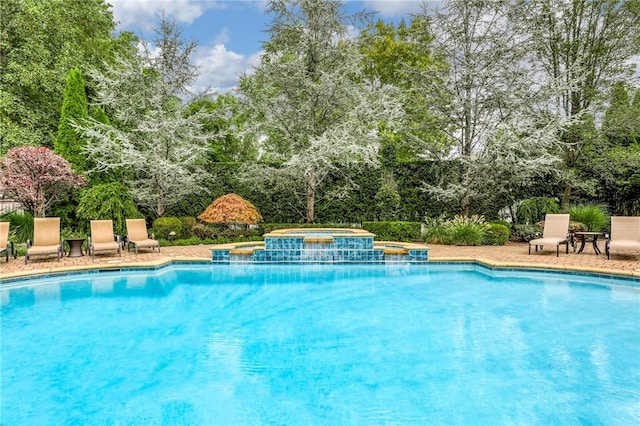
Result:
[76, 16, 212, 217]
[238, 0, 403, 222]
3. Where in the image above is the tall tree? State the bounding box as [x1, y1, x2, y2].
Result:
[412, 0, 535, 215]
[238, 0, 403, 222]
[602, 82, 639, 146]
[0, 0, 134, 152]
[524, 0, 640, 209]
[0, 146, 85, 217]
[77, 16, 213, 217]
[54, 68, 89, 172]
[359, 17, 447, 160]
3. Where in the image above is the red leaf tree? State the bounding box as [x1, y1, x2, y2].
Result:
[0, 146, 86, 217]
[198, 193, 262, 225]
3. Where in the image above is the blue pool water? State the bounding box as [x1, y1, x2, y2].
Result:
[1, 264, 639, 425]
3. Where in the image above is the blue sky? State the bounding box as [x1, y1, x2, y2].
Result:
[108, 1, 432, 93]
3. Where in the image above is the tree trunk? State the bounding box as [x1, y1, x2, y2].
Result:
[561, 183, 571, 212]
[157, 196, 165, 218]
[305, 173, 316, 223]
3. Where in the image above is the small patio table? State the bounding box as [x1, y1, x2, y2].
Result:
[574, 231, 606, 255]
[65, 238, 86, 258]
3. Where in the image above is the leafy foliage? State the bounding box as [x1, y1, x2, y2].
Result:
[362, 221, 422, 242]
[569, 204, 609, 232]
[77, 16, 211, 217]
[76, 182, 140, 235]
[54, 68, 88, 172]
[0, 0, 134, 151]
[1, 211, 34, 243]
[483, 223, 510, 246]
[238, 0, 403, 222]
[516, 197, 560, 225]
[198, 194, 263, 225]
[0, 146, 85, 216]
[152, 217, 183, 240]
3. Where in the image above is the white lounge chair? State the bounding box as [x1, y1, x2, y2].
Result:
[606, 216, 640, 260]
[89, 220, 122, 260]
[125, 219, 160, 254]
[528, 214, 570, 257]
[25, 217, 63, 264]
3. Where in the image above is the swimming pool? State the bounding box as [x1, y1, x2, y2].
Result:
[1, 264, 639, 425]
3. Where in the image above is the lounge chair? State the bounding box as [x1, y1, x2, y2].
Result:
[606, 216, 640, 260]
[25, 217, 63, 264]
[125, 219, 160, 254]
[0, 222, 16, 262]
[528, 213, 570, 257]
[89, 220, 122, 260]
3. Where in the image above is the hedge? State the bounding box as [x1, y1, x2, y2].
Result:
[362, 221, 422, 242]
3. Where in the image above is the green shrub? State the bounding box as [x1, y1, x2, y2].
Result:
[483, 223, 510, 245]
[516, 197, 559, 224]
[1, 211, 33, 243]
[512, 223, 543, 242]
[152, 217, 183, 240]
[446, 215, 489, 246]
[569, 204, 609, 232]
[179, 216, 197, 238]
[362, 221, 422, 242]
[76, 182, 141, 235]
[193, 223, 216, 239]
[423, 215, 450, 244]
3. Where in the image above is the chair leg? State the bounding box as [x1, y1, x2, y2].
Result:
[528, 243, 531, 254]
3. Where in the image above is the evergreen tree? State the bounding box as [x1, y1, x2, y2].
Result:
[602, 82, 635, 146]
[54, 68, 88, 172]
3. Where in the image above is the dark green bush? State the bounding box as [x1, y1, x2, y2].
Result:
[76, 182, 141, 235]
[152, 217, 182, 240]
[512, 223, 543, 242]
[362, 221, 422, 242]
[516, 197, 559, 224]
[193, 223, 216, 239]
[569, 204, 609, 231]
[1, 211, 34, 243]
[483, 223, 510, 245]
[179, 216, 197, 238]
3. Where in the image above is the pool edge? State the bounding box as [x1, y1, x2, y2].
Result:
[1, 255, 638, 284]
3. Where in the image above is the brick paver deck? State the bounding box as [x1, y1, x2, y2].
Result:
[0, 242, 638, 280]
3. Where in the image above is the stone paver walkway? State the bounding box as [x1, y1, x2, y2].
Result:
[1, 242, 638, 280]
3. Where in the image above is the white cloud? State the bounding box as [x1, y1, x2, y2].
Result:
[109, 0, 225, 31]
[191, 43, 262, 93]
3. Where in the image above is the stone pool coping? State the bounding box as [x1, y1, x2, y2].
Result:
[1, 250, 638, 283]
[263, 228, 375, 238]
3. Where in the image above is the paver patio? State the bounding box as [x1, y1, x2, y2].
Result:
[0, 241, 638, 280]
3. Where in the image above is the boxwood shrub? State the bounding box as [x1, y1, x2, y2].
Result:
[362, 221, 422, 242]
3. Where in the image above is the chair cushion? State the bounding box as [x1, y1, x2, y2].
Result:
[130, 239, 159, 248]
[92, 241, 120, 252]
[529, 237, 566, 246]
[608, 240, 640, 250]
[27, 245, 60, 255]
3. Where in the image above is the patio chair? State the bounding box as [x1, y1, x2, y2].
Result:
[605, 216, 640, 260]
[125, 219, 160, 254]
[89, 220, 122, 260]
[528, 213, 571, 257]
[25, 217, 63, 264]
[0, 222, 16, 262]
